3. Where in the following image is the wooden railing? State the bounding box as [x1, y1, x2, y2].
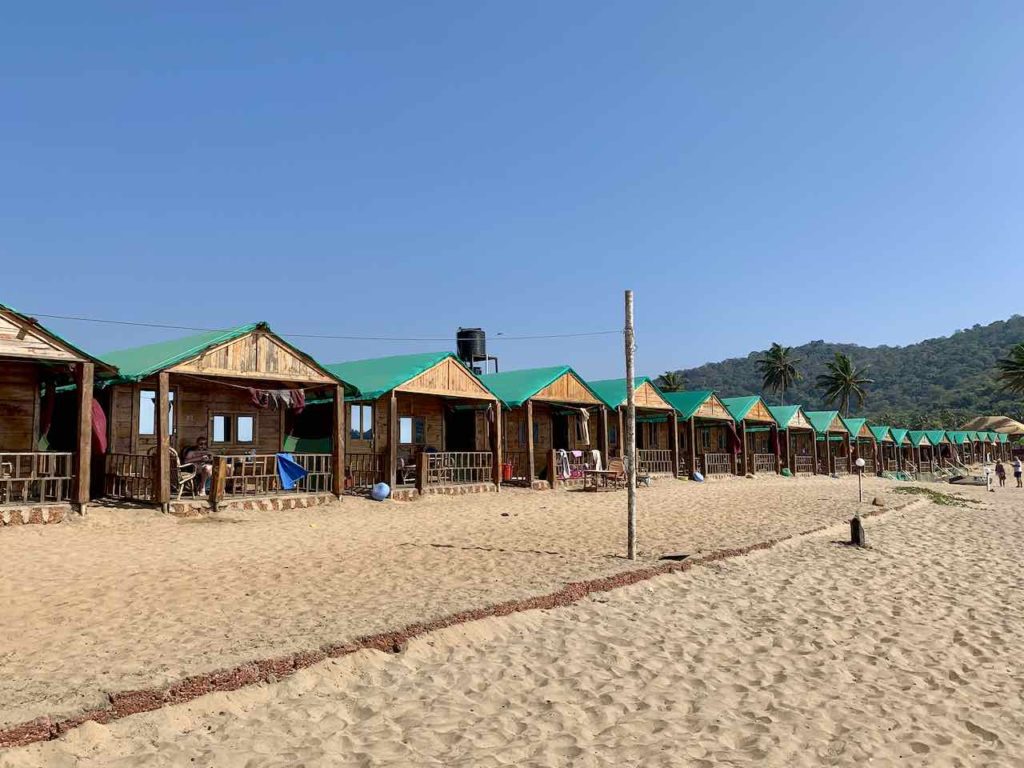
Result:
[794, 455, 815, 474]
[702, 452, 733, 476]
[753, 454, 776, 474]
[885, 459, 899, 472]
[834, 457, 849, 475]
[347, 452, 382, 489]
[422, 451, 492, 486]
[502, 451, 531, 484]
[218, 453, 332, 497]
[638, 449, 673, 474]
[677, 457, 689, 477]
[104, 453, 155, 501]
[860, 458, 876, 474]
[1, 451, 74, 506]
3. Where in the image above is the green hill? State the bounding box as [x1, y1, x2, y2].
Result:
[664, 316, 1024, 429]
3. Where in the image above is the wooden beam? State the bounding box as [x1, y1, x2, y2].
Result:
[773, 425, 782, 474]
[210, 456, 227, 511]
[548, 448, 558, 490]
[331, 384, 345, 498]
[812, 432, 819, 475]
[688, 418, 697, 479]
[600, 407, 610, 466]
[74, 362, 95, 512]
[388, 391, 398, 490]
[669, 411, 680, 478]
[491, 401, 502, 490]
[617, 408, 625, 458]
[525, 400, 535, 485]
[155, 371, 171, 512]
[739, 420, 749, 476]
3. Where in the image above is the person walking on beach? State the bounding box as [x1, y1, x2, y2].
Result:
[1014, 457, 1023, 488]
[995, 460, 1006, 487]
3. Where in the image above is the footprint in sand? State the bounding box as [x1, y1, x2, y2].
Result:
[965, 720, 1001, 743]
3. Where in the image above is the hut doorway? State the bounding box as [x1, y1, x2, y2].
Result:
[444, 408, 478, 452]
[552, 412, 572, 450]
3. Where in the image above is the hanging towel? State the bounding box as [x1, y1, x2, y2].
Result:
[276, 453, 309, 490]
[590, 449, 603, 471]
[555, 449, 571, 480]
[578, 408, 591, 444]
[250, 389, 273, 409]
[290, 389, 305, 414]
[92, 400, 108, 455]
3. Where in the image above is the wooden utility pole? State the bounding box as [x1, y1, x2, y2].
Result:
[624, 290, 637, 561]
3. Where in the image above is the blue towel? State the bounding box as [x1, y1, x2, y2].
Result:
[276, 453, 308, 490]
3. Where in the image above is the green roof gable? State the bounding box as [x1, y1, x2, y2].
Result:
[587, 377, 653, 410]
[767, 404, 806, 430]
[805, 410, 845, 436]
[870, 425, 893, 442]
[841, 417, 868, 439]
[998, 433, 1009, 443]
[720, 396, 774, 423]
[663, 390, 716, 420]
[101, 323, 262, 383]
[890, 428, 910, 444]
[479, 366, 599, 408]
[907, 430, 932, 447]
[924, 430, 948, 445]
[945, 431, 968, 445]
[324, 351, 470, 402]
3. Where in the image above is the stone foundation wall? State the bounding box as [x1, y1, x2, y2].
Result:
[1, 504, 69, 527]
[168, 493, 336, 517]
[391, 483, 498, 501]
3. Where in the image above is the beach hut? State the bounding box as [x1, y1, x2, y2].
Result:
[480, 367, 606, 488]
[100, 323, 347, 513]
[871, 426, 897, 473]
[944, 431, 970, 466]
[0, 303, 115, 518]
[767, 405, 817, 475]
[907, 431, 936, 472]
[997, 432, 1010, 460]
[721, 396, 779, 475]
[889, 428, 915, 472]
[323, 352, 504, 497]
[923, 430, 951, 469]
[588, 378, 679, 477]
[804, 411, 850, 475]
[841, 417, 878, 474]
[663, 390, 737, 478]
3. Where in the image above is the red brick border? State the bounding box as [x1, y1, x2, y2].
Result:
[0, 499, 920, 750]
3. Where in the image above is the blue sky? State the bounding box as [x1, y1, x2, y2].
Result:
[5, 2, 1023, 379]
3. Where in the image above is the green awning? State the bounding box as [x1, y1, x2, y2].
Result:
[746, 425, 773, 433]
[479, 366, 600, 408]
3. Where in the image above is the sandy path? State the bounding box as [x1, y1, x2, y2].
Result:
[5, 484, 1022, 767]
[1, 475, 902, 729]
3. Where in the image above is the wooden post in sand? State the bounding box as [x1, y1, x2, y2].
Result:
[624, 290, 637, 561]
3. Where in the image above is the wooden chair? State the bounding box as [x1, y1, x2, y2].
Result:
[148, 446, 199, 500]
[605, 458, 627, 488]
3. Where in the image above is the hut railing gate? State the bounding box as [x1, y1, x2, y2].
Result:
[753, 453, 776, 474]
[702, 452, 733, 476]
[422, 451, 492, 486]
[637, 449, 673, 474]
[347, 452, 382, 489]
[217, 453, 333, 497]
[794, 455, 815, 474]
[104, 453, 155, 502]
[1, 451, 74, 506]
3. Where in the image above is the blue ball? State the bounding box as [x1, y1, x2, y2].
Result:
[370, 482, 391, 501]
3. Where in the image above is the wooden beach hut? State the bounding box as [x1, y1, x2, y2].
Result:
[322, 352, 503, 497]
[1, 303, 115, 518]
[923, 430, 951, 469]
[841, 417, 878, 474]
[588, 378, 679, 477]
[944, 431, 971, 466]
[100, 322, 347, 513]
[870, 426, 897, 473]
[720, 396, 779, 475]
[767, 405, 817, 475]
[997, 432, 1010, 460]
[480, 367, 605, 488]
[662, 390, 736, 478]
[906, 431, 935, 473]
[804, 411, 850, 475]
[889, 428, 915, 472]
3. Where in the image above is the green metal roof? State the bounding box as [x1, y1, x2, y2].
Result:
[587, 377, 655, 410]
[945, 431, 967, 445]
[720, 395, 774, 423]
[0, 302, 115, 371]
[804, 410, 844, 436]
[767, 404, 807, 430]
[663, 390, 719, 420]
[101, 323, 262, 383]
[841, 417, 868, 439]
[924, 429, 948, 445]
[907, 430, 932, 447]
[869, 425, 893, 442]
[967, 431, 981, 441]
[890, 428, 910, 444]
[998, 432, 1009, 443]
[984, 431, 998, 442]
[480, 366, 599, 409]
[325, 351, 477, 402]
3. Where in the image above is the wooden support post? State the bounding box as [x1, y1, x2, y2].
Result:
[491, 401, 502, 491]
[416, 456, 428, 492]
[812, 433, 819, 475]
[331, 385, 345, 498]
[844, 434, 851, 472]
[600, 407, 610, 466]
[669, 411, 680, 478]
[155, 372, 171, 513]
[773, 426, 782, 474]
[624, 289, 637, 561]
[73, 362, 94, 513]
[915, 445, 922, 472]
[210, 456, 227, 511]
[525, 400, 536, 486]
[688, 419, 697, 479]
[549, 448, 558, 489]
[740, 420, 749, 476]
[617, 408, 625, 458]
[388, 391, 398, 490]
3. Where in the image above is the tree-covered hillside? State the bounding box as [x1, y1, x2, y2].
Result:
[664, 316, 1024, 429]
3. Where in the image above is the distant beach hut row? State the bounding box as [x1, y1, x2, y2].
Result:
[0, 305, 1015, 522]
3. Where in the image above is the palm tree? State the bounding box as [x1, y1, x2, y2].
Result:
[658, 371, 686, 392]
[995, 343, 1024, 394]
[816, 352, 873, 417]
[756, 343, 802, 405]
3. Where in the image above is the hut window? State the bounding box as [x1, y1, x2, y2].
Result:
[236, 416, 254, 443]
[212, 415, 232, 443]
[399, 417, 426, 445]
[700, 429, 711, 450]
[349, 405, 373, 441]
[138, 389, 175, 436]
[211, 414, 255, 445]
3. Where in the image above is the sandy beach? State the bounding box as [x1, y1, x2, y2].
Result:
[3, 479, 1020, 765]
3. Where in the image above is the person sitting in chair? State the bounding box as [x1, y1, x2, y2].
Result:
[183, 436, 214, 496]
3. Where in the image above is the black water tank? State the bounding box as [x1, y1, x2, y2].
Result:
[456, 327, 486, 362]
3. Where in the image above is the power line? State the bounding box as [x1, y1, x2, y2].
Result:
[26, 311, 621, 342]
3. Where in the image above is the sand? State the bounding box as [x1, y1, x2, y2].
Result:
[3, 481, 1021, 766]
[0, 475, 901, 731]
